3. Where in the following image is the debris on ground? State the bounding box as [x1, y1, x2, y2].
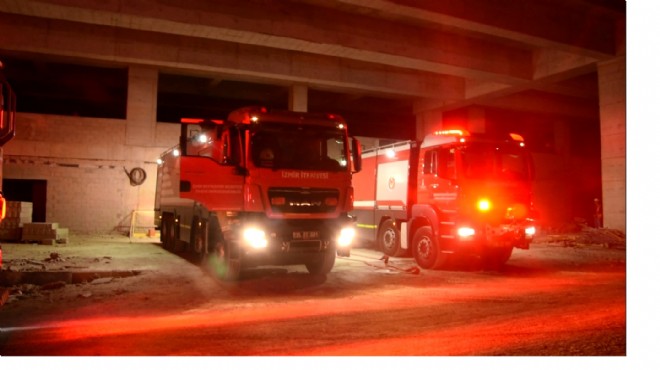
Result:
[0, 288, 9, 306]
[536, 227, 626, 249]
[347, 252, 421, 275]
[41, 281, 67, 290]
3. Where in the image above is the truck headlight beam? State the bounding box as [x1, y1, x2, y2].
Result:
[243, 227, 268, 249]
[337, 227, 356, 248]
[525, 226, 536, 238]
[457, 227, 476, 238]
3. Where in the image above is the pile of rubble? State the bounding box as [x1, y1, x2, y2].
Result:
[537, 227, 626, 249]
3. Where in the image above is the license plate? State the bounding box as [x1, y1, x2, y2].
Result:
[293, 231, 320, 240]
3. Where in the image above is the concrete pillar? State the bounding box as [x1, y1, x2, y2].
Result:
[415, 108, 443, 141]
[467, 107, 486, 134]
[124, 65, 159, 219]
[597, 56, 626, 231]
[289, 84, 308, 112]
[126, 65, 158, 146]
[554, 120, 573, 223]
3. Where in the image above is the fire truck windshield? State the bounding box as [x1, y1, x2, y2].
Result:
[461, 142, 530, 181]
[251, 123, 348, 171]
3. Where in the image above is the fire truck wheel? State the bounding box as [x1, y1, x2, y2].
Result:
[305, 249, 336, 275]
[162, 215, 176, 251]
[205, 238, 241, 281]
[378, 219, 407, 257]
[412, 226, 450, 270]
[190, 218, 208, 258]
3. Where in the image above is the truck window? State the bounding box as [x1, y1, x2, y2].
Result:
[250, 123, 347, 171]
[461, 143, 529, 181]
[438, 147, 456, 180]
[423, 150, 438, 175]
[423, 147, 455, 180]
[217, 126, 242, 166]
[184, 123, 217, 158]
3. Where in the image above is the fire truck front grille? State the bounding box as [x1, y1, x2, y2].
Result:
[269, 188, 339, 214]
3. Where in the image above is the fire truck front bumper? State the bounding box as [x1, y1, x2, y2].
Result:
[454, 220, 536, 250]
[234, 216, 356, 266]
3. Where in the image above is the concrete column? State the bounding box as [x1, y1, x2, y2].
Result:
[289, 84, 308, 112]
[597, 56, 626, 231]
[126, 65, 158, 146]
[553, 120, 573, 223]
[467, 107, 486, 134]
[415, 108, 443, 141]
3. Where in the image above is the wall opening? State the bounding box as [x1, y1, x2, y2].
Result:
[2, 179, 47, 222]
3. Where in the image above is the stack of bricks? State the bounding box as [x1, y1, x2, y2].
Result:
[21, 222, 69, 245]
[0, 202, 33, 242]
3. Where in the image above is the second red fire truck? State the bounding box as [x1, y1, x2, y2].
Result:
[352, 129, 536, 270]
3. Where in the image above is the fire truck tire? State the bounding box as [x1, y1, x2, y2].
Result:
[378, 219, 407, 257]
[190, 217, 208, 259]
[412, 226, 450, 270]
[305, 249, 336, 275]
[205, 237, 241, 281]
[162, 214, 176, 251]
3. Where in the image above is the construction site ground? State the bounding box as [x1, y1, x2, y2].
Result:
[0, 227, 627, 316]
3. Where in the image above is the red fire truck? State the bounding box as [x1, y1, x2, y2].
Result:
[155, 106, 362, 280]
[352, 129, 536, 270]
[0, 61, 17, 267]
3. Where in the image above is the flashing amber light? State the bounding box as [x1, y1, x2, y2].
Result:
[477, 198, 492, 212]
[509, 133, 525, 142]
[181, 118, 224, 125]
[250, 115, 259, 123]
[434, 129, 470, 137]
[0, 194, 6, 221]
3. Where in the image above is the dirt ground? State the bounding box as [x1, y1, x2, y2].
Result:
[0, 228, 642, 364]
[0, 228, 627, 322]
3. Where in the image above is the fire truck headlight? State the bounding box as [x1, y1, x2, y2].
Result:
[337, 227, 356, 248]
[457, 227, 476, 238]
[243, 227, 268, 249]
[195, 133, 208, 144]
[525, 226, 536, 238]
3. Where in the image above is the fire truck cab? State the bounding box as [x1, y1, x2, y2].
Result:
[155, 106, 362, 280]
[353, 129, 536, 270]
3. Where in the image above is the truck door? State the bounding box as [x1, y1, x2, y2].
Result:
[180, 125, 244, 211]
[422, 146, 458, 227]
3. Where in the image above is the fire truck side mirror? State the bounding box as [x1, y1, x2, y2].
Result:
[351, 137, 362, 173]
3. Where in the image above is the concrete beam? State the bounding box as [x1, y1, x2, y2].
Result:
[307, 0, 622, 58]
[0, 0, 534, 84]
[0, 12, 465, 100]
